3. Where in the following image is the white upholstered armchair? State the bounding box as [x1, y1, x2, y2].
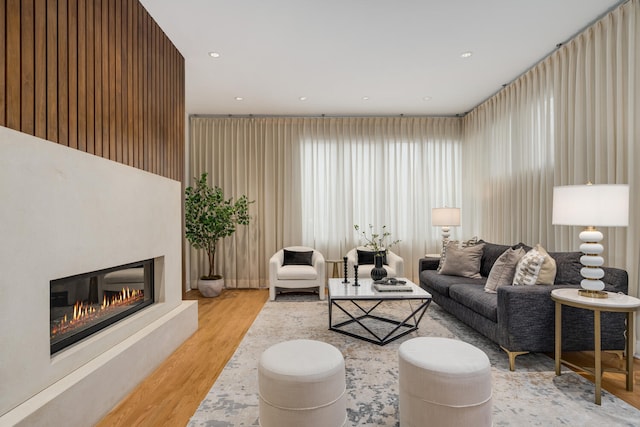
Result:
[269, 246, 326, 301]
[345, 246, 404, 279]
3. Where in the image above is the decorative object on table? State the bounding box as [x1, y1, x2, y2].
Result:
[431, 207, 461, 253]
[371, 253, 388, 281]
[353, 224, 400, 281]
[552, 183, 629, 298]
[185, 172, 253, 297]
[353, 264, 359, 286]
[342, 256, 349, 283]
[372, 278, 412, 292]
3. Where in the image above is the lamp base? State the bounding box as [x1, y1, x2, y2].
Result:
[578, 289, 608, 299]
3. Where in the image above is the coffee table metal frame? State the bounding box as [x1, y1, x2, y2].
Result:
[328, 278, 432, 345]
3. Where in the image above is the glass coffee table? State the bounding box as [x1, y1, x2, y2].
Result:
[328, 278, 432, 345]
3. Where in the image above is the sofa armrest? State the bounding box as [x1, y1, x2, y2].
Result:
[496, 284, 571, 352]
[419, 257, 440, 273]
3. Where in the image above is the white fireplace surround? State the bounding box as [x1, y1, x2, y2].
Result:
[0, 126, 197, 426]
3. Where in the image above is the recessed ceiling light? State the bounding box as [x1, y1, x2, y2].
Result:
[362, 96, 370, 101]
[460, 51, 473, 58]
[423, 96, 432, 101]
[234, 96, 243, 101]
[299, 96, 308, 101]
[208, 52, 220, 58]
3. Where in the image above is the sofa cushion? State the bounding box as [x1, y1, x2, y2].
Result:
[438, 243, 485, 279]
[421, 270, 485, 297]
[548, 251, 582, 284]
[449, 284, 498, 322]
[484, 247, 526, 293]
[534, 244, 557, 285]
[512, 249, 546, 285]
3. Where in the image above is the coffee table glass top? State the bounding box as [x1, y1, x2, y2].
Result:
[328, 278, 431, 299]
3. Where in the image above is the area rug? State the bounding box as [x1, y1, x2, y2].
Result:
[188, 294, 640, 426]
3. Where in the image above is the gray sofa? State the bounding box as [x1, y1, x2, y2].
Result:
[418, 241, 629, 370]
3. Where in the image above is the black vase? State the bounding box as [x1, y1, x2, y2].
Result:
[371, 254, 387, 281]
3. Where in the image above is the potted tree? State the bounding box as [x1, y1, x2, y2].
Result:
[185, 172, 252, 297]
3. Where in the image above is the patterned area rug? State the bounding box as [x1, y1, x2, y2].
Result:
[188, 293, 640, 426]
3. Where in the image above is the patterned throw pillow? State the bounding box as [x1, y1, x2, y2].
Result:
[484, 247, 526, 293]
[534, 244, 557, 285]
[512, 249, 546, 286]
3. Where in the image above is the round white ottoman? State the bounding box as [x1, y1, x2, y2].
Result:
[398, 337, 492, 427]
[258, 339, 347, 427]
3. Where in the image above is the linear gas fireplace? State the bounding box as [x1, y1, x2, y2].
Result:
[50, 259, 155, 355]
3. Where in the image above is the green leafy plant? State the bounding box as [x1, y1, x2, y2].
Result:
[185, 173, 253, 279]
[354, 224, 400, 254]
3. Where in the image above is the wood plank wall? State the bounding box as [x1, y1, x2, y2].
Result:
[0, 0, 184, 181]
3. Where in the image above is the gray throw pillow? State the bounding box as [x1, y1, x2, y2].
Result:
[438, 243, 485, 279]
[484, 247, 526, 293]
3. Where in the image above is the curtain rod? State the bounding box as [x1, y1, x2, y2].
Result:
[189, 113, 463, 119]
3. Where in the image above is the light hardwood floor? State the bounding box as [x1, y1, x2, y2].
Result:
[98, 289, 640, 426]
[97, 289, 269, 427]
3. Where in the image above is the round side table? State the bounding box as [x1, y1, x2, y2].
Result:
[551, 288, 640, 405]
[325, 259, 344, 279]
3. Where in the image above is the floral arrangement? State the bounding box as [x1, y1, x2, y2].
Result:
[354, 224, 400, 254]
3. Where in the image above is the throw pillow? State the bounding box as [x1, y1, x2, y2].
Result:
[357, 249, 388, 265]
[282, 249, 313, 266]
[438, 243, 485, 279]
[512, 249, 546, 286]
[484, 247, 526, 293]
[461, 236, 479, 247]
[437, 240, 459, 272]
[438, 238, 481, 272]
[534, 244, 557, 285]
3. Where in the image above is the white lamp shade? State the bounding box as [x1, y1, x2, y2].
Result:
[552, 184, 629, 227]
[432, 207, 461, 227]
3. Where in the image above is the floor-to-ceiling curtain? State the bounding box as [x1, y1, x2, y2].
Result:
[299, 117, 462, 281]
[188, 117, 303, 289]
[462, 0, 639, 301]
[188, 116, 463, 287]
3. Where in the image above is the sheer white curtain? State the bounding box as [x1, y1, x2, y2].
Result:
[188, 116, 462, 286]
[462, 0, 639, 299]
[299, 117, 463, 281]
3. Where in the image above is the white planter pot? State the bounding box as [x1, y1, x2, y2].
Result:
[198, 277, 224, 297]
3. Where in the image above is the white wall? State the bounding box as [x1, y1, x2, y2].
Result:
[0, 126, 197, 425]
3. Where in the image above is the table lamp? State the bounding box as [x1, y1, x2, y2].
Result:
[432, 207, 461, 252]
[552, 183, 629, 298]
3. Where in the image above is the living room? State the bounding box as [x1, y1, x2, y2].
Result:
[1, 0, 639, 426]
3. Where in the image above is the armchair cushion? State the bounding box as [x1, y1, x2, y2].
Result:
[277, 265, 318, 280]
[283, 249, 314, 266]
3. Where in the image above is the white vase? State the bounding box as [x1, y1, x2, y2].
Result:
[198, 277, 224, 297]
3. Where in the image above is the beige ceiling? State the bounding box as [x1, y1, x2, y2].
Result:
[140, 0, 624, 117]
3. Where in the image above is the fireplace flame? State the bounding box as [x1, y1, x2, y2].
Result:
[51, 287, 144, 338]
